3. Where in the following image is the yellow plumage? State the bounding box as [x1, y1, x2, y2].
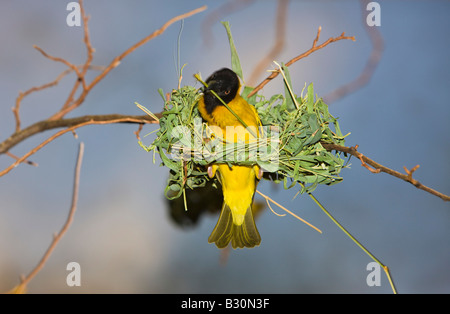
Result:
[198, 68, 262, 249]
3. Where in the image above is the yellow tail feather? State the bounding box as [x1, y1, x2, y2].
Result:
[208, 203, 261, 249]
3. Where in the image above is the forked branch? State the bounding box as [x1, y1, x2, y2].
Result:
[248, 26, 355, 97]
[321, 142, 450, 202]
[1, 2, 206, 175]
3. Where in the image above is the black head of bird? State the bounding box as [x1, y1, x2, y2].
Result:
[202, 68, 240, 115]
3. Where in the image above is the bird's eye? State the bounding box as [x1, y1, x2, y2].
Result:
[224, 89, 230, 95]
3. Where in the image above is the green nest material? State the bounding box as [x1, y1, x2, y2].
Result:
[139, 79, 349, 200]
[138, 22, 349, 201]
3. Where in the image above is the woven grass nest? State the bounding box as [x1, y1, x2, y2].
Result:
[139, 73, 349, 201]
[138, 22, 349, 203]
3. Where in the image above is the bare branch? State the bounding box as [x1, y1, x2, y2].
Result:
[0, 114, 159, 156]
[256, 190, 322, 233]
[248, 27, 355, 97]
[9, 142, 85, 293]
[5, 151, 38, 167]
[12, 65, 105, 133]
[321, 142, 450, 202]
[78, 0, 95, 83]
[1, 5, 206, 171]
[33, 45, 83, 79]
[48, 5, 207, 121]
[0, 116, 157, 177]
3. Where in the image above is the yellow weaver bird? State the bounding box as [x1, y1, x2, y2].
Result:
[198, 68, 262, 249]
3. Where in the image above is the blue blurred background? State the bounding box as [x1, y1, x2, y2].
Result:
[0, 0, 449, 293]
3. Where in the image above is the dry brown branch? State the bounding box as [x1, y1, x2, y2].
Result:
[5, 151, 38, 167]
[0, 114, 159, 156]
[248, 27, 355, 97]
[134, 123, 145, 141]
[323, 0, 384, 104]
[247, 0, 288, 86]
[78, 0, 95, 86]
[12, 65, 104, 133]
[321, 142, 450, 202]
[7, 142, 84, 294]
[1, 3, 206, 176]
[0, 116, 158, 177]
[48, 3, 207, 121]
[256, 190, 322, 233]
[33, 45, 84, 84]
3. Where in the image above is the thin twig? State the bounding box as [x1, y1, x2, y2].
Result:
[248, 27, 355, 97]
[5, 151, 38, 167]
[1, 6, 206, 175]
[78, 0, 95, 85]
[12, 65, 105, 133]
[0, 114, 159, 156]
[256, 189, 322, 233]
[307, 191, 397, 294]
[33, 45, 83, 81]
[9, 142, 84, 293]
[321, 142, 450, 202]
[48, 5, 207, 121]
[0, 117, 154, 177]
